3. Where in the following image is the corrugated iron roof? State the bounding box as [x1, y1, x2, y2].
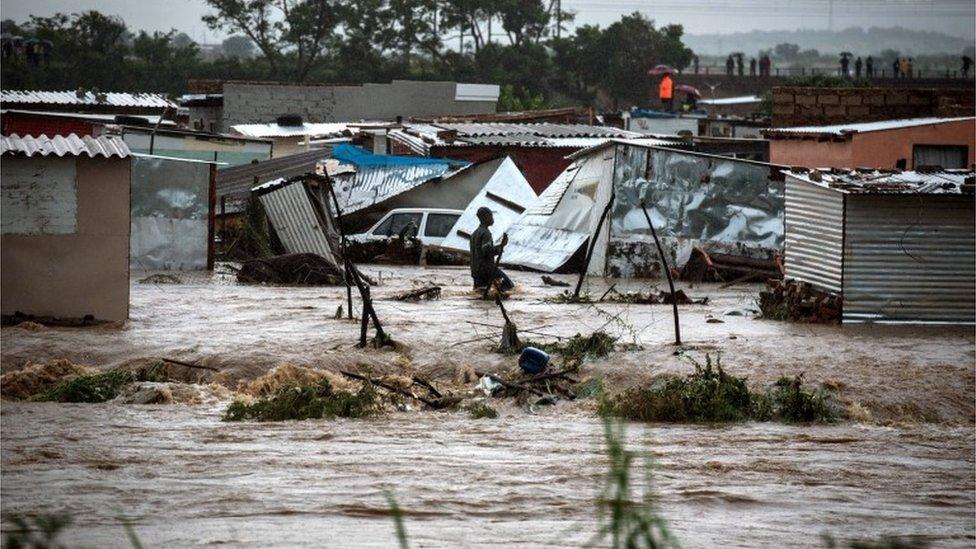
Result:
[333, 163, 459, 214]
[764, 117, 975, 137]
[432, 122, 641, 138]
[1, 133, 131, 158]
[231, 122, 353, 138]
[216, 147, 333, 200]
[1, 90, 175, 109]
[784, 168, 975, 195]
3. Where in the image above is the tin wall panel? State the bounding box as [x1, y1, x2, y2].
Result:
[784, 177, 845, 293]
[843, 195, 975, 324]
[259, 182, 338, 265]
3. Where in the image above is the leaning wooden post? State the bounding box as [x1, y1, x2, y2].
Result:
[639, 199, 681, 346]
[324, 178, 355, 320]
[573, 192, 615, 299]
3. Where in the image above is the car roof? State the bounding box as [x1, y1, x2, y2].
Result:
[380, 208, 463, 215]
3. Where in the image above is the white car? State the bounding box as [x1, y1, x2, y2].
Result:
[349, 208, 463, 247]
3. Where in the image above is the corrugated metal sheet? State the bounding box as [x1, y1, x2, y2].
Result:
[216, 147, 332, 201]
[333, 163, 456, 214]
[1, 133, 131, 158]
[784, 176, 845, 293]
[1, 90, 175, 109]
[842, 194, 975, 325]
[433, 122, 641, 138]
[765, 117, 974, 137]
[258, 179, 339, 265]
[785, 169, 973, 195]
[231, 122, 351, 138]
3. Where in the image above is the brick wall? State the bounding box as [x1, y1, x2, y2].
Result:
[771, 87, 975, 127]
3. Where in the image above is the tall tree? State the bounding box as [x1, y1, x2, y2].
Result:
[202, 0, 341, 81]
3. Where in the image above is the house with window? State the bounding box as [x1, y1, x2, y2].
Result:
[764, 117, 975, 170]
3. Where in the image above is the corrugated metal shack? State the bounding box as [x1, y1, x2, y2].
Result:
[784, 169, 975, 325]
[503, 139, 787, 278]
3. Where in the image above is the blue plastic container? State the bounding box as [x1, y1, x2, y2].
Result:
[518, 347, 550, 375]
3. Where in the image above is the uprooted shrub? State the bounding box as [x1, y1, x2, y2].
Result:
[467, 402, 498, 419]
[33, 363, 167, 403]
[222, 379, 379, 422]
[599, 355, 839, 424]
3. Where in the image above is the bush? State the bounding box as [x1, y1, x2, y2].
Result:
[506, 331, 618, 363]
[223, 380, 379, 422]
[35, 363, 165, 403]
[600, 355, 838, 424]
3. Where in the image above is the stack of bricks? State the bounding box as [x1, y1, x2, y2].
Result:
[771, 87, 975, 127]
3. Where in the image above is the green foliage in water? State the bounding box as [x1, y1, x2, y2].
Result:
[543, 291, 595, 304]
[574, 376, 606, 400]
[35, 362, 166, 403]
[592, 418, 676, 549]
[467, 402, 498, 419]
[386, 492, 410, 549]
[223, 380, 379, 422]
[753, 375, 840, 423]
[600, 355, 838, 424]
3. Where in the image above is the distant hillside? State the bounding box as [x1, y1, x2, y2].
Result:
[686, 27, 975, 56]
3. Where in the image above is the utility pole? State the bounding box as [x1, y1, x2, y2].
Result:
[556, 0, 562, 39]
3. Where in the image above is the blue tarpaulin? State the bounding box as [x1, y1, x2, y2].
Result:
[331, 144, 469, 169]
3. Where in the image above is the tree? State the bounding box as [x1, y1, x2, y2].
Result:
[222, 34, 256, 58]
[202, 0, 342, 80]
[773, 42, 800, 61]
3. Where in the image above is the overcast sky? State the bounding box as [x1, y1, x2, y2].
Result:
[2, 0, 974, 41]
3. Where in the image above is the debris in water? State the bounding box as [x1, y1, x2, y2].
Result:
[1, 359, 92, 400]
[541, 275, 570, 287]
[138, 274, 182, 285]
[236, 253, 346, 285]
[467, 401, 498, 419]
[758, 279, 842, 323]
[393, 285, 442, 301]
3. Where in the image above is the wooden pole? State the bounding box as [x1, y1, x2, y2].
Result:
[639, 200, 681, 345]
[573, 192, 614, 298]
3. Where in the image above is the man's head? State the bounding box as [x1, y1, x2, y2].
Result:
[476, 207, 494, 226]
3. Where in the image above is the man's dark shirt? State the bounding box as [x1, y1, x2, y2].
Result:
[469, 224, 498, 285]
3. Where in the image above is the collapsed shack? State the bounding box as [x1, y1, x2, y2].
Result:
[503, 140, 786, 281]
[237, 253, 345, 285]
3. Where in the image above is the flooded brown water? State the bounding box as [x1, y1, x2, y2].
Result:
[2, 265, 974, 546]
[2, 404, 973, 547]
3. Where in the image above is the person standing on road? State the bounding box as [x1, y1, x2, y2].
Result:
[854, 57, 863, 78]
[693, 55, 700, 74]
[865, 56, 874, 78]
[726, 55, 734, 76]
[840, 54, 850, 77]
[749, 57, 757, 76]
[736, 54, 744, 76]
[961, 55, 972, 78]
[659, 71, 674, 112]
[470, 207, 513, 291]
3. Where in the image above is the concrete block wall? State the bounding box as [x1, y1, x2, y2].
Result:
[220, 80, 497, 127]
[772, 87, 975, 127]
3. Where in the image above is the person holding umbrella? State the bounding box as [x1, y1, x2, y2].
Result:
[659, 70, 674, 112]
[676, 84, 701, 112]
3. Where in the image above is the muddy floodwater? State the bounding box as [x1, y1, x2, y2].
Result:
[2, 265, 974, 547]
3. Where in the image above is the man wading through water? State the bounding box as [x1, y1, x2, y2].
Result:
[470, 207, 514, 291]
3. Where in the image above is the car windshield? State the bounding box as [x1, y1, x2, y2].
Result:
[374, 212, 422, 237]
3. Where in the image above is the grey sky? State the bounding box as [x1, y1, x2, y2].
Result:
[2, 0, 974, 41]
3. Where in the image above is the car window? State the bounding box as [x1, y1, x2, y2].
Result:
[388, 213, 423, 237]
[371, 216, 394, 236]
[424, 213, 460, 237]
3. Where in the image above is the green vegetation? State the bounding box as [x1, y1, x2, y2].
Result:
[2, 5, 692, 109]
[34, 363, 166, 403]
[3, 513, 73, 549]
[543, 291, 595, 304]
[467, 402, 498, 419]
[600, 355, 839, 424]
[783, 74, 872, 88]
[386, 492, 410, 549]
[505, 331, 618, 363]
[223, 379, 379, 422]
[591, 418, 676, 548]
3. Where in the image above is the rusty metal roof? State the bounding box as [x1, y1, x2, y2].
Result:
[1, 133, 131, 158]
[784, 168, 975, 195]
[1, 90, 176, 109]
